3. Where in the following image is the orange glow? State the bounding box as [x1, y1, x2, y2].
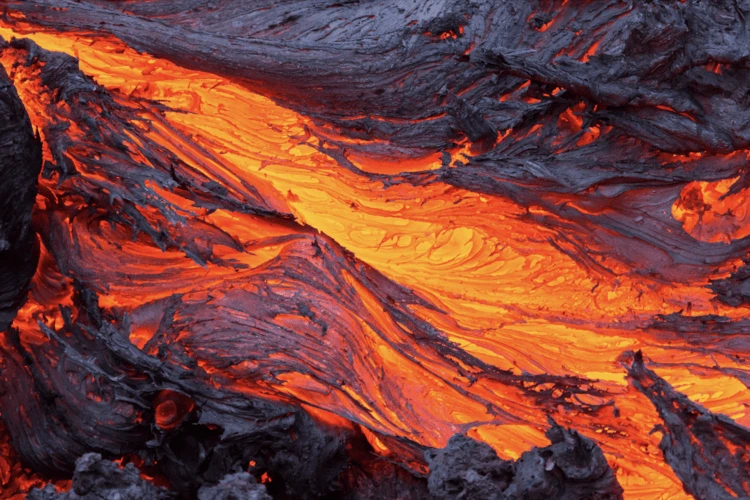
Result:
[580, 40, 601, 62]
[673, 177, 750, 243]
[153, 390, 195, 430]
[2, 20, 750, 500]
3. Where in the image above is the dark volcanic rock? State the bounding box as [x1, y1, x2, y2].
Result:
[628, 351, 750, 500]
[25, 427, 622, 500]
[426, 434, 514, 499]
[14, 0, 750, 282]
[3, 1, 749, 498]
[426, 422, 623, 500]
[0, 36, 609, 500]
[508, 420, 622, 500]
[0, 40, 42, 331]
[26, 453, 171, 499]
[710, 259, 750, 307]
[197, 472, 271, 500]
[27, 457, 273, 500]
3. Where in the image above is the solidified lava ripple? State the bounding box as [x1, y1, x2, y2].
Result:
[1, 1, 750, 499]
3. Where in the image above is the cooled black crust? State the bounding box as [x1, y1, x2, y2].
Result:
[0, 45, 41, 331]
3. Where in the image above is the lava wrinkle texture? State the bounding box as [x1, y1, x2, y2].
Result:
[2, 1, 750, 499]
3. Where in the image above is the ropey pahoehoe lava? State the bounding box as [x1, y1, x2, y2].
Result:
[0, 1, 750, 499]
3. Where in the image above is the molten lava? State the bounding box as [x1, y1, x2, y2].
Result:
[1, 1, 750, 499]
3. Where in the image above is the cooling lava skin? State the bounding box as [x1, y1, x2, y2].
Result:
[0, 1, 749, 499]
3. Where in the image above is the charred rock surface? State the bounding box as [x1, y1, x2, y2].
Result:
[27, 453, 171, 500]
[29, 466, 275, 500]
[27, 424, 626, 500]
[426, 422, 623, 500]
[710, 259, 750, 307]
[0, 37, 617, 499]
[197, 472, 271, 500]
[22, 424, 625, 500]
[426, 434, 513, 500]
[1, 1, 750, 499]
[0, 45, 41, 331]
[627, 351, 750, 500]
[0, 291, 351, 498]
[0, 37, 608, 489]
[10, 0, 750, 282]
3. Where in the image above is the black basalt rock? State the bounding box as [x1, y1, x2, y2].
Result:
[426, 422, 623, 500]
[0, 42, 42, 331]
[26, 453, 171, 500]
[197, 472, 271, 500]
[628, 351, 750, 500]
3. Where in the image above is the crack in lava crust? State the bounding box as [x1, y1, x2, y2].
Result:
[1, 1, 750, 498]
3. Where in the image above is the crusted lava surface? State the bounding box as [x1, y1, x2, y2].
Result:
[0, 47, 41, 331]
[1, 1, 750, 499]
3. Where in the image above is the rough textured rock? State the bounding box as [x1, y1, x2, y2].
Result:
[2, 1, 750, 498]
[0, 35, 609, 499]
[9, 0, 750, 298]
[197, 472, 271, 500]
[710, 259, 750, 307]
[627, 351, 750, 500]
[0, 44, 42, 331]
[426, 434, 514, 500]
[26, 453, 170, 499]
[25, 426, 625, 500]
[426, 423, 623, 500]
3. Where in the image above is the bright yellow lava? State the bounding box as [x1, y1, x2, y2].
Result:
[5, 24, 750, 500]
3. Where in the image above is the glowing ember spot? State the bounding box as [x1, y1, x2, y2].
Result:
[361, 426, 390, 455]
[705, 62, 724, 75]
[152, 390, 195, 430]
[1, 17, 749, 500]
[673, 177, 750, 243]
[538, 19, 556, 32]
[435, 26, 464, 40]
[581, 39, 601, 62]
[576, 124, 600, 146]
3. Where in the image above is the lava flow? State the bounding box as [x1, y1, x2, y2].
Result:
[1, 1, 750, 499]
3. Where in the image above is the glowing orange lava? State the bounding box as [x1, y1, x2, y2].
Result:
[2, 21, 750, 500]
